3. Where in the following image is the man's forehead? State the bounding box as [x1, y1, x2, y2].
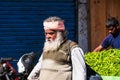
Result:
[45, 29, 56, 33]
[107, 26, 114, 29]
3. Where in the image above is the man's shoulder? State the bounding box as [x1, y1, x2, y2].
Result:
[67, 40, 79, 50]
[104, 34, 113, 41]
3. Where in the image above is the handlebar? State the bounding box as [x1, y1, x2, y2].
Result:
[0, 57, 18, 63]
[0, 57, 13, 62]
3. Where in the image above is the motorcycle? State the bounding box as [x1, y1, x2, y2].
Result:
[0, 52, 36, 80]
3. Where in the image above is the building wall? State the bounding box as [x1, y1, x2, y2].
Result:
[78, 0, 88, 53]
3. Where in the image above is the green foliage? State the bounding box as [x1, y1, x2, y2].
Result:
[85, 49, 120, 76]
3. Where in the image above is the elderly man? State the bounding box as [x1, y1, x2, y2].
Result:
[27, 16, 86, 80]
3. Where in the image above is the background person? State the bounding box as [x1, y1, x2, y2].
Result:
[27, 16, 86, 80]
[93, 17, 120, 52]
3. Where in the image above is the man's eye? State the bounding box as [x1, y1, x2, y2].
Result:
[108, 28, 113, 30]
[49, 32, 55, 35]
[45, 32, 55, 35]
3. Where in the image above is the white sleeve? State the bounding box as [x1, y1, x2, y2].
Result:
[71, 47, 87, 80]
[27, 54, 43, 80]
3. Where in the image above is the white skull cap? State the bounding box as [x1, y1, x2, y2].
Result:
[43, 21, 65, 31]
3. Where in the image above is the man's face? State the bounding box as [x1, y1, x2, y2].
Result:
[107, 26, 120, 37]
[43, 30, 63, 52]
[107, 26, 116, 34]
[45, 29, 57, 42]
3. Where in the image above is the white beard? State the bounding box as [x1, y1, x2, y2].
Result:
[43, 31, 63, 52]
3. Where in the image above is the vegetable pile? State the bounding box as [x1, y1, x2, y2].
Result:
[85, 49, 120, 76]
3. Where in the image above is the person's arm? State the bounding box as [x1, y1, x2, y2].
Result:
[71, 47, 86, 80]
[93, 45, 104, 52]
[93, 34, 112, 52]
[27, 54, 43, 80]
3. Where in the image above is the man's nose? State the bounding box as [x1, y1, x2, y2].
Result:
[108, 30, 112, 33]
[46, 34, 51, 39]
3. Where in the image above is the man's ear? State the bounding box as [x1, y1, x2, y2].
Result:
[116, 25, 120, 29]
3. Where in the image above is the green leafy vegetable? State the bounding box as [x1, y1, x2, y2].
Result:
[85, 49, 120, 76]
